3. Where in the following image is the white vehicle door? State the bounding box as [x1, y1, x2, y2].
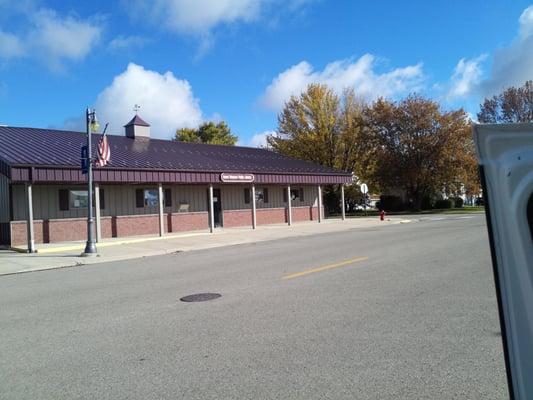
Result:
[473, 123, 533, 400]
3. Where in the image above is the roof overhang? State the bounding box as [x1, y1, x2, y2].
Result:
[9, 166, 352, 185]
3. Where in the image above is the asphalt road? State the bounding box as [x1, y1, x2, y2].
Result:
[0, 214, 508, 399]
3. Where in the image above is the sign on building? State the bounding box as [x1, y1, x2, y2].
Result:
[220, 173, 255, 183]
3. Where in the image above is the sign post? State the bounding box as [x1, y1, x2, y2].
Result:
[360, 183, 368, 216]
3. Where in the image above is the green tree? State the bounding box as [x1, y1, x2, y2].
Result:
[174, 121, 238, 145]
[364, 95, 479, 209]
[268, 84, 365, 173]
[477, 80, 532, 123]
[267, 84, 368, 212]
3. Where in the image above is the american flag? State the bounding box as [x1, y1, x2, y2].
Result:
[95, 123, 110, 167]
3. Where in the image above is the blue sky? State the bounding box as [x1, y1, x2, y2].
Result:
[1, 0, 532, 145]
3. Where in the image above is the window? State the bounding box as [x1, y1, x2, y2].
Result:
[144, 189, 159, 207]
[256, 188, 268, 203]
[59, 189, 104, 210]
[70, 190, 88, 209]
[99, 189, 105, 210]
[244, 188, 269, 204]
[136, 188, 159, 208]
[164, 188, 172, 207]
[284, 188, 304, 202]
[291, 189, 299, 201]
[59, 189, 69, 211]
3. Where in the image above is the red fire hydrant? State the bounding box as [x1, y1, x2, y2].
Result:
[380, 210, 386, 221]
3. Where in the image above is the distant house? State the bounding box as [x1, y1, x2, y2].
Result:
[0, 115, 351, 250]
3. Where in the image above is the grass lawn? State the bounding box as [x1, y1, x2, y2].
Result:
[330, 206, 485, 218]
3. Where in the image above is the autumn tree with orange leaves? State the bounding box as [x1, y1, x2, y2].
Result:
[362, 95, 479, 209]
[268, 85, 479, 211]
[267, 84, 368, 211]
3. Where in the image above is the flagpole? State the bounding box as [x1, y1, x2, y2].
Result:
[82, 107, 97, 256]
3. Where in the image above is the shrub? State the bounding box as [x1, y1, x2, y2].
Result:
[421, 195, 435, 210]
[452, 197, 464, 208]
[324, 188, 340, 215]
[378, 195, 405, 211]
[434, 199, 453, 209]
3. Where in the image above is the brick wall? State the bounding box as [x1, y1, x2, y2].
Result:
[10, 217, 100, 246]
[292, 206, 311, 222]
[167, 212, 209, 232]
[114, 214, 159, 237]
[113, 212, 208, 237]
[9, 206, 319, 247]
[256, 207, 287, 225]
[47, 218, 88, 243]
[312, 206, 319, 221]
[9, 212, 210, 246]
[100, 217, 113, 239]
[222, 209, 253, 228]
[10, 220, 44, 246]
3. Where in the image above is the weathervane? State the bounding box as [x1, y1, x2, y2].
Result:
[133, 104, 141, 114]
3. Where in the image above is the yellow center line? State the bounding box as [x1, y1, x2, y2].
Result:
[282, 256, 369, 280]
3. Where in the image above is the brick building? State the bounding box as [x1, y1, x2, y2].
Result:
[0, 115, 352, 251]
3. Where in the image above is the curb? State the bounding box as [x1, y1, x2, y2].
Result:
[12, 231, 214, 255]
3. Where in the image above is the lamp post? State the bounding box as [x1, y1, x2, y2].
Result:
[82, 108, 99, 256]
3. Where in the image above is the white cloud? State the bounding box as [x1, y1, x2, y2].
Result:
[127, 0, 313, 41]
[30, 9, 102, 70]
[477, 5, 533, 96]
[447, 54, 487, 99]
[93, 63, 203, 139]
[0, 8, 102, 70]
[0, 30, 25, 60]
[260, 54, 425, 111]
[128, 0, 261, 35]
[237, 130, 275, 147]
[249, 130, 273, 147]
[108, 35, 149, 51]
[519, 5, 533, 38]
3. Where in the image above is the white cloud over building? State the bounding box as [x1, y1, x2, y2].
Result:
[94, 63, 203, 139]
[259, 54, 425, 111]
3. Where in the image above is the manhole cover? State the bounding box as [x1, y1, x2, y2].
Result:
[180, 293, 221, 302]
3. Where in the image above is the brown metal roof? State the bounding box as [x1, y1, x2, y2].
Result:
[0, 126, 352, 184]
[124, 115, 150, 127]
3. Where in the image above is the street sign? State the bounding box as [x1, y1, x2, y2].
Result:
[359, 183, 369, 215]
[81, 145, 89, 175]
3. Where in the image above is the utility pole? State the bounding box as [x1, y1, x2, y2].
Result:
[82, 108, 99, 256]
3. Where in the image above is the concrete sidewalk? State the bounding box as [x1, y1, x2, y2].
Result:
[0, 217, 410, 276]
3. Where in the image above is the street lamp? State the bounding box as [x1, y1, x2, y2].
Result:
[82, 108, 99, 256]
